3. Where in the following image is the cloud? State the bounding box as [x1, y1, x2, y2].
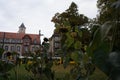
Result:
[0, 0, 98, 38]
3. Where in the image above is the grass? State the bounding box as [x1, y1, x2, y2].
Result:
[8, 64, 33, 80]
[52, 64, 108, 80]
[88, 67, 108, 80]
[7, 64, 108, 80]
[52, 64, 74, 80]
[8, 64, 74, 80]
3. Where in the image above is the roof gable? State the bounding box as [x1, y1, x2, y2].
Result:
[0, 32, 40, 44]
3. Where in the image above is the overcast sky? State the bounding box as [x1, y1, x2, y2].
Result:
[0, 0, 98, 39]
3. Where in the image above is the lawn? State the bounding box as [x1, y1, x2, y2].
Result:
[7, 64, 108, 80]
[8, 64, 74, 80]
[8, 64, 33, 80]
[52, 64, 74, 80]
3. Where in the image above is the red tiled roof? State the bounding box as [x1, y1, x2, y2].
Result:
[0, 32, 40, 44]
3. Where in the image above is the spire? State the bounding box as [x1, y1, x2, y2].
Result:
[19, 23, 26, 29]
[18, 23, 26, 34]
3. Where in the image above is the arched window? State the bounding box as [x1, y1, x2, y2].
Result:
[11, 46, 14, 51]
[17, 46, 20, 52]
[5, 46, 8, 51]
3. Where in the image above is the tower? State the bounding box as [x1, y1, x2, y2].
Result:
[18, 23, 26, 34]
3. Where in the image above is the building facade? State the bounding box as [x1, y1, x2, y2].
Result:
[49, 33, 61, 56]
[0, 23, 40, 57]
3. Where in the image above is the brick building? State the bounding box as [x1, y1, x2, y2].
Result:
[0, 23, 41, 57]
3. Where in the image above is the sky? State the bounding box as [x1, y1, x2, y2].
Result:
[0, 0, 98, 40]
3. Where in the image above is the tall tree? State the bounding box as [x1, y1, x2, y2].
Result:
[51, 2, 88, 32]
[51, 2, 94, 79]
[97, 0, 120, 51]
[87, 0, 120, 79]
[97, 0, 120, 24]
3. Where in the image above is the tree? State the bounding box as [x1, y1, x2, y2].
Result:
[51, 2, 94, 80]
[97, 0, 120, 24]
[0, 48, 4, 59]
[51, 2, 89, 32]
[97, 0, 120, 51]
[25, 38, 54, 80]
[87, 0, 120, 79]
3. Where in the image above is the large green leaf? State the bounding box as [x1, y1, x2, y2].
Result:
[101, 21, 113, 41]
[92, 41, 110, 75]
[108, 51, 120, 80]
[87, 28, 101, 57]
[112, 0, 120, 9]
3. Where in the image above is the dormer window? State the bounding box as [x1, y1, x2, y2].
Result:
[22, 35, 31, 46]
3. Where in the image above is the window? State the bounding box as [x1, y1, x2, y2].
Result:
[24, 42, 30, 45]
[5, 46, 8, 51]
[24, 38, 30, 42]
[11, 39, 15, 43]
[17, 39, 21, 43]
[5, 39, 9, 43]
[24, 46, 29, 52]
[17, 46, 20, 52]
[54, 37, 60, 41]
[20, 40, 23, 43]
[11, 46, 14, 51]
[55, 43, 60, 48]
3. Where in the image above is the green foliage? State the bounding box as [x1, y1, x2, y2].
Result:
[87, 22, 113, 75]
[51, 1, 120, 80]
[65, 33, 74, 49]
[0, 51, 20, 80]
[63, 55, 71, 68]
[74, 41, 81, 50]
[9, 65, 32, 80]
[51, 2, 89, 31]
[25, 38, 55, 80]
[0, 48, 4, 58]
[97, 0, 117, 23]
[71, 51, 83, 63]
[100, 21, 114, 41]
[87, 27, 101, 56]
[25, 52, 54, 80]
[87, 1, 120, 78]
[97, 0, 120, 50]
[51, 2, 94, 80]
[0, 60, 15, 79]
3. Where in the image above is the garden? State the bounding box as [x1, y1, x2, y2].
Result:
[0, 0, 120, 80]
